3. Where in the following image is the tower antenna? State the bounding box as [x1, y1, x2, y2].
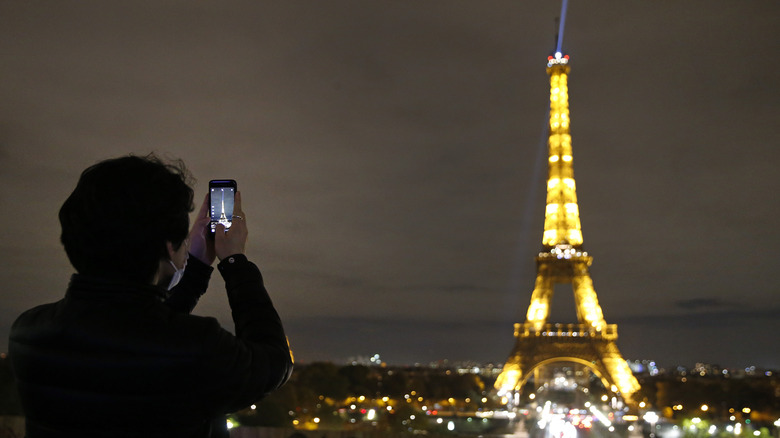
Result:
[556, 0, 569, 54]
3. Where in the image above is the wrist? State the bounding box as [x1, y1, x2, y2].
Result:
[216, 248, 245, 261]
[217, 253, 248, 267]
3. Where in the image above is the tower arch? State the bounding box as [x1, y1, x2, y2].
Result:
[520, 357, 613, 394]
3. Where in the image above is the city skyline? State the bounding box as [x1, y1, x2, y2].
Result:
[1, 1, 778, 369]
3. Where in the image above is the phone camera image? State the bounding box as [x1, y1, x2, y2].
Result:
[209, 186, 235, 233]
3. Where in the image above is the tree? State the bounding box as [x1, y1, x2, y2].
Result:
[295, 362, 349, 400]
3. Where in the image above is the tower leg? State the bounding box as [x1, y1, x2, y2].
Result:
[526, 266, 554, 331]
[572, 264, 606, 330]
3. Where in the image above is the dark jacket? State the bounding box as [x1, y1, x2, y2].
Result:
[9, 254, 293, 437]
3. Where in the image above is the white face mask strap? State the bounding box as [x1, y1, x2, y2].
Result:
[167, 258, 187, 291]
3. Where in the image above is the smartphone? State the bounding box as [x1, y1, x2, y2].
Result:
[209, 180, 237, 234]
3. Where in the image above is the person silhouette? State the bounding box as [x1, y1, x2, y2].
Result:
[10, 154, 293, 437]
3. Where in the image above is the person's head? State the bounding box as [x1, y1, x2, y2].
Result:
[59, 154, 194, 284]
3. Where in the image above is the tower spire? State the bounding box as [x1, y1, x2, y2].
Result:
[542, 51, 582, 248]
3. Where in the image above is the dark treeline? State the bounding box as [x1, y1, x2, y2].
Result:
[634, 373, 780, 424]
[237, 362, 496, 433]
[288, 362, 489, 401]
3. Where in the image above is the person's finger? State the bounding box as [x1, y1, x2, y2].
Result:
[234, 190, 242, 214]
[197, 193, 209, 219]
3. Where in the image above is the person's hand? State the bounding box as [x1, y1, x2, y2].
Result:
[188, 193, 216, 265]
[215, 190, 248, 260]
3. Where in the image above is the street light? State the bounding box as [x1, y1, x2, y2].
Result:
[643, 411, 659, 438]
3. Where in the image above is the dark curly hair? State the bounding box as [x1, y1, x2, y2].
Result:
[59, 154, 194, 283]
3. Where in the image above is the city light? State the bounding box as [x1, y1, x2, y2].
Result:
[227, 359, 776, 438]
[643, 411, 659, 424]
[589, 405, 612, 427]
[226, 361, 778, 438]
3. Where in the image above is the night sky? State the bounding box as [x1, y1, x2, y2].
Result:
[1, 1, 778, 370]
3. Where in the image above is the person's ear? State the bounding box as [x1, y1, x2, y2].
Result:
[165, 241, 176, 260]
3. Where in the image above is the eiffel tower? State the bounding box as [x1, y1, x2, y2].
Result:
[494, 50, 641, 406]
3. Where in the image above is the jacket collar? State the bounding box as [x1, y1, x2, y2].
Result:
[66, 274, 168, 302]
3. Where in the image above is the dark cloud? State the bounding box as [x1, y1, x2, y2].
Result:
[674, 298, 731, 311]
[612, 307, 780, 368]
[615, 307, 780, 329]
[285, 316, 513, 365]
[405, 284, 495, 294]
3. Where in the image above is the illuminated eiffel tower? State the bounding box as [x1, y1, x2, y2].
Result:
[494, 50, 640, 405]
